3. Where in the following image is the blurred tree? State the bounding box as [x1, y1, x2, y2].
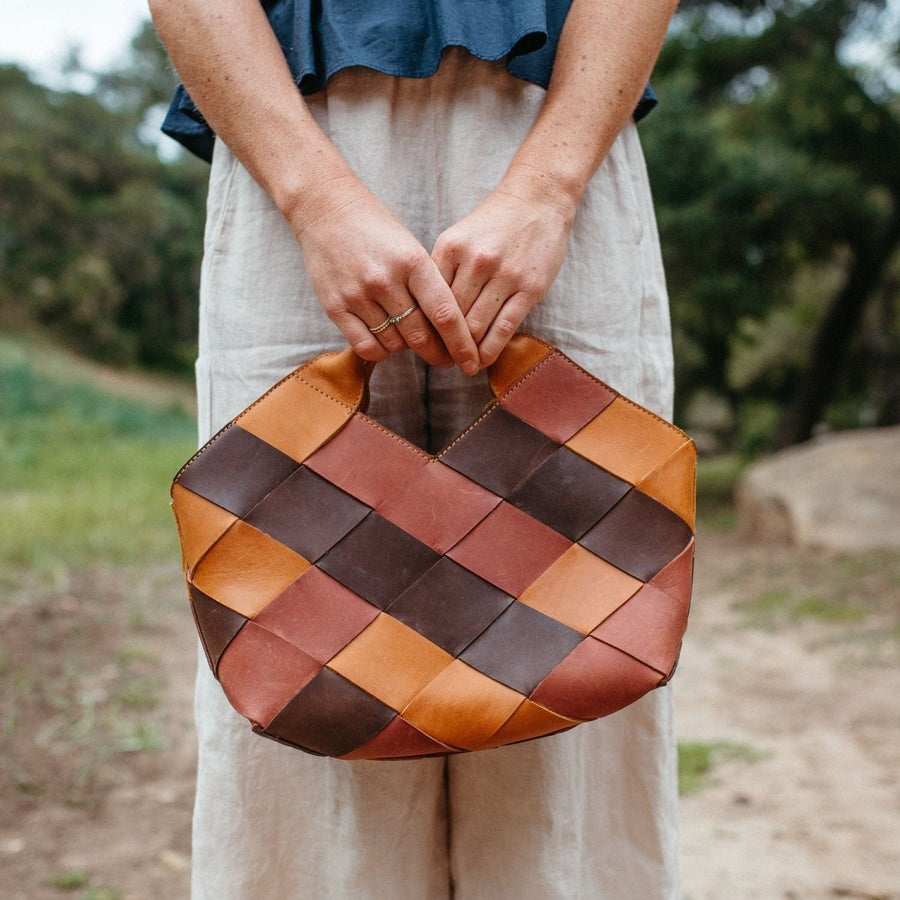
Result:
[0, 23, 206, 370]
[642, 0, 900, 448]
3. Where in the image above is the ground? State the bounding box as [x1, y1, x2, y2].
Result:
[1, 530, 897, 900]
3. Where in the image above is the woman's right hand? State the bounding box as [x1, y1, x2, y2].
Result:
[291, 173, 480, 374]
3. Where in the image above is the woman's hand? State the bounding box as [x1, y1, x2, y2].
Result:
[431, 165, 574, 367]
[292, 174, 480, 373]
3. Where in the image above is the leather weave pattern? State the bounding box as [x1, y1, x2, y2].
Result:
[172, 335, 696, 759]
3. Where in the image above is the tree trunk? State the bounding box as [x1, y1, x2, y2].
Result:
[773, 213, 900, 449]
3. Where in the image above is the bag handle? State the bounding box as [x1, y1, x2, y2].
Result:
[299, 333, 555, 411]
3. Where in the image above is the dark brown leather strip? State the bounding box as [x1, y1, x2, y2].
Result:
[579, 489, 693, 582]
[189, 585, 248, 676]
[386, 558, 515, 657]
[459, 601, 583, 695]
[507, 446, 631, 540]
[177, 424, 299, 517]
[317, 513, 441, 610]
[265, 667, 397, 758]
[440, 406, 558, 496]
[244, 466, 370, 562]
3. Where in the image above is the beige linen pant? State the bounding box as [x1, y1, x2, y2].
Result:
[193, 50, 678, 899]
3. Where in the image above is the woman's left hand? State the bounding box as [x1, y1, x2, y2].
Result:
[431, 165, 576, 368]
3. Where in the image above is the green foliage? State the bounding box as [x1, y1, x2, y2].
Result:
[0, 342, 196, 584]
[642, 0, 900, 447]
[0, 23, 207, 371]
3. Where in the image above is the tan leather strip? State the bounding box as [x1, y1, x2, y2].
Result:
[518, 544, 642, 634]
[636, 440, 697, 529]
[402, 659, 524, 751]
[239, 376, 356, 464]
[328, 613, 454, 712]
[478, 699, 580, 750]
[297, 347, 369, 408]
[171, 483, 239, 574]
[487, 333, 554, 396]
[566, 397, 689, 486]
[192, 520, 311, 618]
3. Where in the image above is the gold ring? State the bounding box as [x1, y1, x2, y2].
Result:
[368, 305, 417, 334]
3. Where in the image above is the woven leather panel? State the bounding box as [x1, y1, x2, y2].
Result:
[172, 335, 696, 759]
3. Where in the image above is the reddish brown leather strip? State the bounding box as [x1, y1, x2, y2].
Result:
[375, 460, 501, 553]
[305, 414, 428, 508]
[591, 582, 688, 676]
[500, 351, 617, 442]
[530, 637, 663, 721]
[447, 502, 572, 596]
[253, 567, 379, 664]
[218, 621, 322, 726]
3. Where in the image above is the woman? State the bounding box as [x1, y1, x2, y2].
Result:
[150, 1, 680, 896]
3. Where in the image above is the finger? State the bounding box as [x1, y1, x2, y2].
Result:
[476, 292, 534, 368]
[408, 258, 480, 374]
[391, 308, 454, 368]
[358, 300, 409, 355]
[330, 307, 391, 362]
[464, 278, 515, 345]
[430, 241, 458, 293]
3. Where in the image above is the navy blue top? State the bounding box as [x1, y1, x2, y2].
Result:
[161, 0, 657, 162]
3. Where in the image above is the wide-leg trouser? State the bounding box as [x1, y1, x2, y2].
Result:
[192, 49, 678, 900]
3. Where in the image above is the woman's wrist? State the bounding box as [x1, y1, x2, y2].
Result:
[496, 161, 582, 226]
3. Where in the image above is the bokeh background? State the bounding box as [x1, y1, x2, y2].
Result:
[1, 2, 898, 898]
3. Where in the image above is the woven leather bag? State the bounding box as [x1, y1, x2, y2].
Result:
[171, 334, 696, 760]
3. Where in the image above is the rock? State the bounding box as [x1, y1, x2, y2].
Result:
[735, 426, 900, 552]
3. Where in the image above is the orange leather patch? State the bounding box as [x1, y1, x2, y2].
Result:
[479, 699, 579, 749]
[636, 441, 697, 529]
[487, 334, 554, 396]
[566, 398, 688, 485]
[239, 375, 354, 463]
[402, 659, 524, 750]
[328, 614, 454, 712]
[171, 483, 238, 574]
[298, 348, 369, 408]
[519, 544, 642, 634]
[192, 520, 310, 618]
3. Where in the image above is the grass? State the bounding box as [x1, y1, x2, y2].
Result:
[733, 550, 900, 632]
[0, 338, 197, 799]
[0, 341, 197, 588]
[678, 741, 761, 794]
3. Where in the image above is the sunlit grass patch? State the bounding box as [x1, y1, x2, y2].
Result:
[733, 550, 900, 632]
[0, 352, 196, 587]
[678, 740, 762, 794]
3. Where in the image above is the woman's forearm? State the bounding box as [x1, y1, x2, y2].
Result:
[148, 0, 353, 230]
[503, 0, 679, 216]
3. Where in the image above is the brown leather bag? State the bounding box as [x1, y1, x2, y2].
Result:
[171, 334, 696, 759]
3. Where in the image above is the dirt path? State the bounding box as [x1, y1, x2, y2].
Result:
[678, 533, 900, 900]
[1, 532, 897, 899]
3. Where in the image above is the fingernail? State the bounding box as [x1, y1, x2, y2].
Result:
[462, 360, 479, 376]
